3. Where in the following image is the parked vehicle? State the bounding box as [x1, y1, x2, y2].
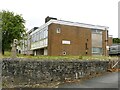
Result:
[109, 44, 120, 56]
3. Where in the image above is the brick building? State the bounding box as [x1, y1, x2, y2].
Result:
[29, 17, 112, 56]
[21, 27, 39, 55]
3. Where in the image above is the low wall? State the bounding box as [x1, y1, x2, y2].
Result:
[2, 58, 110, 88]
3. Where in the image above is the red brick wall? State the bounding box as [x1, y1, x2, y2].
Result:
[102, 30, 108, 56]
[48, 23, 92, 56]
[108, 37, 113, 46]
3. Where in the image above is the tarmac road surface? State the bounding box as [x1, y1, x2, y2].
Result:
[58, 72, 119, 88]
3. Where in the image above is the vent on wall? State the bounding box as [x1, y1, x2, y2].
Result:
[62, 51, 67, 55]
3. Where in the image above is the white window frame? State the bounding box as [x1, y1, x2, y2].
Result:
[56, 28, 61, 33]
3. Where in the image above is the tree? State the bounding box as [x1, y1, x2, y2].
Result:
[113, 38, 120, 44]
[1, 10, 26, 55]
[0, 12, 2, 55]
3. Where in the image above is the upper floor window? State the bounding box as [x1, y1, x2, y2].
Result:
[56, 28, 61, 33]
[31, 26, 48, 43]
[92, 29, 102, 34]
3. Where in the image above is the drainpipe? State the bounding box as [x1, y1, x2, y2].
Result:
[105, 28, 108, 56]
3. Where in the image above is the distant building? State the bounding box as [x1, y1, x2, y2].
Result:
[23, 17, 113, 56]
[108, 35, 113, 46]
[20, 27, 38, 55]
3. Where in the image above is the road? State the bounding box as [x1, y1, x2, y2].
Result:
[58, 72, 119, 88]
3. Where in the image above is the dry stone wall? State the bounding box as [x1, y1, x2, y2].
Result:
[2, 58, 110, 88]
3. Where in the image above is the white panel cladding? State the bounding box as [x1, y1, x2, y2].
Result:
[53, 20, 108, 30]
[30, 26, 48, 39]
[31, 23, 49, 35]
[30, 25, 48, 50]
[44, 48, 48, 55]
[31, 38, 48, 50]
[62, 40, 71, 44]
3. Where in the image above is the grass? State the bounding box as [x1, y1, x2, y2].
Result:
[1, 51, 118, 61]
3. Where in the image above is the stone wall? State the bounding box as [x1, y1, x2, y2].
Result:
[2, 58, 110, 88]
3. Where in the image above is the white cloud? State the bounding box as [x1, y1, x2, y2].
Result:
[0, 0, 119, 37]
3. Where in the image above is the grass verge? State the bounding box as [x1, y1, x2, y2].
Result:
[1, 51, 118, 61]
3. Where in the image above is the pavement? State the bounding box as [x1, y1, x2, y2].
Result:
[58, 72, 119, 88]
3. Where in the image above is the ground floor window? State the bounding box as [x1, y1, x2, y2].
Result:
[92, 47, 103, 55]
[33, 48, 48, 56]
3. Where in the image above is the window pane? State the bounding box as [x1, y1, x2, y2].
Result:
[92, 33, 102, 47]
[92, 47, 102, 55]
[56, 28, 61, 33]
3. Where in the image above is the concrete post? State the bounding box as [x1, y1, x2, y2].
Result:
[11, 39, 18, 58]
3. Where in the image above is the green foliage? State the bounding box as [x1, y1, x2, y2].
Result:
[0, 12, 2, 53]
[113, 38, 120, 44]
[79, 56, 83, 59]
[1, 10, 26, 52]
[2, 52, 117, 61]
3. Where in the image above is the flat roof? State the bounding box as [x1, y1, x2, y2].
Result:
[53, 19, 109, 29]
[30, 19, 109, 35]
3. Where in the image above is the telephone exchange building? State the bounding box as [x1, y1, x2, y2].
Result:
[30, 17, 112, 56]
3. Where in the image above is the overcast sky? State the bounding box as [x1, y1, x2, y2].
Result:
[0, 0, 119, 38]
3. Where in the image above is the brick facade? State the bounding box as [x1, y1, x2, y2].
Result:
[28, 19, 112, 56]
[48, 23, 109, 56]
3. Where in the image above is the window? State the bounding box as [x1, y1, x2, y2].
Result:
[38, 31, 40, 40]
[92, 29, 102, 34]
[40, 31, 42, 40]
[92, 33, 102, 47]
[34, 33, 37, 42]
[44, 30, 48, 38]
[56, 28, 61, 33]
[33, 34, 35, 42]
[41, 31, 43, 39]
[31, 35, 34, 42]
[36, 33, 39, 41]
[92, 47, 102, 55]
[44, 30, 46, 38]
